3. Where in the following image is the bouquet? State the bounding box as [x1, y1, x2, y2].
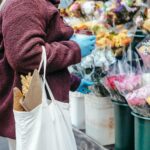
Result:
[103, 50, 142, 103]
[136, 35, 150, 70]
[125, 71, 150, 117]
[142, 8, 150, 32]
[104, 72, 143, 103]
[135, 8, 150, 33]
[61, 0, 149, 100]
[60, 0, 136, 59]
[69, 48, 115, 96]
[115, 74, 142, 94]
[126, 84, 150, 117]
[105, 0, 140, 25]
[103, 56, 131, 103]
[104, 73, 127, 103]
[113, 56, 150, 117]
[60, 1, 103, 20]
[73, 22, 132, 58]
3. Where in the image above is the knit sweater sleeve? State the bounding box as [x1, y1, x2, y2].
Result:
[2, 0, 81, 74]
[70, 74, 81, 91]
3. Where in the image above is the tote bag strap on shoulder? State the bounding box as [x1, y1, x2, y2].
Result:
[38, 46, 55, 102]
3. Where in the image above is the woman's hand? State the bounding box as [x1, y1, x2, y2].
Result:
[70, 35, 96, 57]
[76, 79, 94, 94]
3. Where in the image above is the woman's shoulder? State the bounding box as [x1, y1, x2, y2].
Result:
[2, 0, 58, 20]
[2, 0, 46, 14]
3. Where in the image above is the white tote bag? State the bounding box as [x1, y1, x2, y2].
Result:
[13, 46, 77, 150]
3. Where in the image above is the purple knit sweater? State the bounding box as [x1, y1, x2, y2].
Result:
[0, 0, 81, 139]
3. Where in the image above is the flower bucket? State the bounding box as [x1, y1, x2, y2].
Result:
[113, 101, 134, 150]
[69, 92, 85, 130]
[132, 112, 150, 150]
[85, 94, 115, 146]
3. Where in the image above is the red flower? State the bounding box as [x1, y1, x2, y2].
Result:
[105, 75, 126, 90]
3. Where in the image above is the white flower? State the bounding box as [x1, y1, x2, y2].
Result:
[81, 1, 95, 16]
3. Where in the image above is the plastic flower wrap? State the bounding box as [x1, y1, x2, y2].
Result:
[73, 22, 132, 58]
[142, 8, 150, 32]
[59, 0, 103, 20]
[105, 0, 140, 25]
[124, 71, 150, 116]
[104, 73, 127, 103]
[60, 0, 145, 28]
[69, 47, 116, 96]
[103, 52, 138, 103]
[73, 21, 109, 35]
[105, 72, 143, 103]
[136, 35, 150, 70]
[84, 48, 116, 96]
[61, 0, 149, 99]
[115, 74, 142, 95]
[126, 84, 150, 117]
[96, 28, 132, 50]
[142, 72, 150, 85]
[134, 8, 150, 33]
[113, 53, 150, 117]
[60, 0, 135, 59]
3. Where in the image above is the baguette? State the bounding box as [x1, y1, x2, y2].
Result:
[13, 87, 25, 111]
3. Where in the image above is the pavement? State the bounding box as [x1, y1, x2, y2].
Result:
[0, 137, 9, 150]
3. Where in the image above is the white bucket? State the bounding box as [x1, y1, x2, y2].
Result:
[69, 92, 85, 130]
[85, 94, 115, 146]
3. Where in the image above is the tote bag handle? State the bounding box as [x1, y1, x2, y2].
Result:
[38, 46, 55, 102]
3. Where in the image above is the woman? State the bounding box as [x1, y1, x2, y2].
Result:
[0, 0, 95, 149]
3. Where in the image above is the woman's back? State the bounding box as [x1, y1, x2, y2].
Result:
[0, 0, 81, 139]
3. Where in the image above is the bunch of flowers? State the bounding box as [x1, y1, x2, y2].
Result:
[115, 74, 142, 94]
[60, 0, 142, 25]
[135, 8, 150, 33]
[103, 51, 143, 103]
[69, 48, 115, 96]
[106, 0, 140, 25]
[136, 35, 150, 70]
[62, 0, 149, 99]
[112, 63, 150, 117]
[126, 84, 150, 117]
[60, 1, 103, 19]
[104, 73, 143, 103]
[72, 22, 132, 58]
[104, 74, 127, 103]
[60, 0, 146, 59]
[123, 71, 150, 117]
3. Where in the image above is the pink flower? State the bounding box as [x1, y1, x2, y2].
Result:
[70, 2, 80, 12]
[115, 74, 142, 93]
[128, 98, 146, 106]
[140, 54, 150, 69]
[105, 74, 126, 90]
[126, 84, 150, 106]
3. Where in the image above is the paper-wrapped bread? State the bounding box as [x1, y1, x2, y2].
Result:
[13, 87, 25, 111]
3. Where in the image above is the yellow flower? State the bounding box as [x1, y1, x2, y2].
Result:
[146, 97, 150, 105]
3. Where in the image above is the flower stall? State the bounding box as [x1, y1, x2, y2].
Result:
[59, 0, 150, 149]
